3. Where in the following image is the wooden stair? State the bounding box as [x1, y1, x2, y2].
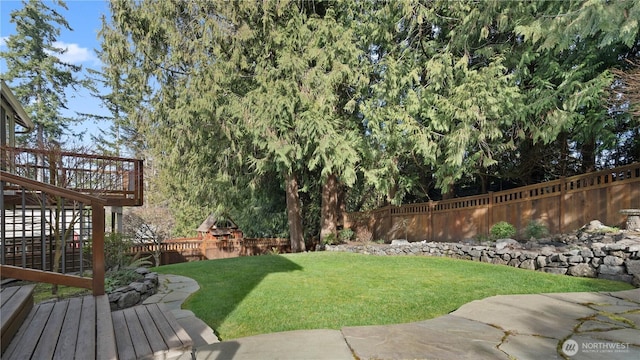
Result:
[0, 287, 193, 359]
[1, 285, 35, 354]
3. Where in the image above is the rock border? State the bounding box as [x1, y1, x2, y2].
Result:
[107, 267, 159, 311]
[326, 231, 640, 287]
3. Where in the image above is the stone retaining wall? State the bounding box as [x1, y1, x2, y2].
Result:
[326, 232, 640, 287]
[107, 267, 159, 311]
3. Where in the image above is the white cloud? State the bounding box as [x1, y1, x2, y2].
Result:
[51, 41, 99, 65]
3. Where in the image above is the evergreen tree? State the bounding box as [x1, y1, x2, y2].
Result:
[101, 0, 368, 249]
[1, 0, 89, 145]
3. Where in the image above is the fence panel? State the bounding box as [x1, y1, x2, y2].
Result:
[345, 162, 640, 242]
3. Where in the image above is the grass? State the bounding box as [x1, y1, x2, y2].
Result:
[154, 252, 634, 340]
[8, 282, 92, 304]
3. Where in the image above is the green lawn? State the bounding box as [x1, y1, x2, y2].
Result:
[154, 252, 633, 340]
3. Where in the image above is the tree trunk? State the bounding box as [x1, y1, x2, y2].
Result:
[580, 137, 596, 174]
[320, 173, 338, 243]
[337, 184, 346, 229]
[285, 172, 305, 252]
[442, 179, 455, 200]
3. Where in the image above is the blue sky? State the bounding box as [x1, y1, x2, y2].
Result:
[1, 0, 112, 146]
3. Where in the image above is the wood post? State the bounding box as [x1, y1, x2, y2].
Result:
[487, 192, 494, 237]
[92, 205, 105, 296]
[559, 177, 565, 234]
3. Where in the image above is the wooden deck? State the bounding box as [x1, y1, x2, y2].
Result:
[1, 286, 192, 360]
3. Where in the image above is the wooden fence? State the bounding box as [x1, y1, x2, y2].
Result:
[344, 163, 640, 242]
[129, 237, 290, 265]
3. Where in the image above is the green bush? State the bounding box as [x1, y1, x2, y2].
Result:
[490, 221, 516, 239]
[105, 268, 143, 293]
[524, 220, 549, 239]
[338, 228, 354, 242]
[322, 233, 339, 245]
[104, 233, 134, 270]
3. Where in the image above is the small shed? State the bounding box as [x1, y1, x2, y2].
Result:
[197, 214, 243, 240]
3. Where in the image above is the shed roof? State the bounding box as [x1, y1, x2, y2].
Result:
[196, 214, 239, 233]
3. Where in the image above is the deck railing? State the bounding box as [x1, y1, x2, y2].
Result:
[1, 170, 106, 295]
[1, 146, 143, 207]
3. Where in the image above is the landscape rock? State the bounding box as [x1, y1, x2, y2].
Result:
[581, 249, 594, 258]
[603, 255, 625, 266]
[625, 260, 640, 276]
[108, 270, 160, 311]
[543, 268, 568, 275]
[496, 239, 520, 251]
[519, 259, 536, 270]
[536, 256, 547, 268]
[582, 220, 606, 232]
[118, 290, 141, 309]
[568, 264, 596, 278]
[391, 239, 410, 246]
[130, 282, 146, 292]
[134, 267, 150, 275]
[599, 265, 626, 275]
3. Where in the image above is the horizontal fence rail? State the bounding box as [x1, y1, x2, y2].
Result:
[129, 237, 291, 265]
[1, 170, 106, 295]
[1, 146, 143, 206]
[345, 162, 640, 242]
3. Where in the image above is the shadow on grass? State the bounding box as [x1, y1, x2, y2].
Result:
[155, 255, 302, 340]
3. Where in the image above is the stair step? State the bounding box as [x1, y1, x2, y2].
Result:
[112, 303, 193, 360]
[1, 285, 192, 360]
[2, 294, 116, 359]
[0, 284, 35, 354]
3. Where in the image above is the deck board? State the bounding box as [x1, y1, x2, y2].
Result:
[134, 306, 168, 354]
[0, 286, 19, 307]
[5, 302, 55, 360]
[53, 297, 82, 360]
[157, 303, 192, 347]
[123, 306, 153, 359]
[75, 296, 97, 360]
[96, 295, 117, 360]
[146, 304, 185, 349]
[32, 300, 69, 360]
[112, 308, 136, 360]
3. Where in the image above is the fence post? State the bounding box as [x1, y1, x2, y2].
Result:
[427, 201, 431, 242]
[385, 206, 392, 242]
[559, 177, 565, 234]
[487, 192, 494, 237]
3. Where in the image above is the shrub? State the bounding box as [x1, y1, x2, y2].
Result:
[338, 228, 355, 242]
[104, 268, 143, 293]
[104, 233, 134, 270]
[490, 221, 516, 239]
[267, 247, 281, 255]
[322, 233, 339, 245]
[524, 220, 549, 239]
